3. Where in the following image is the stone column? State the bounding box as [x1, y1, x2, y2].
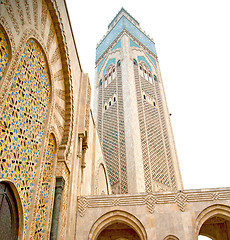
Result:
[50, 176, 65, 240]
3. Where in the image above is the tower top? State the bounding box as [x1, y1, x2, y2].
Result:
[96, 8, 157, 63]
[108, 8, 140, 31]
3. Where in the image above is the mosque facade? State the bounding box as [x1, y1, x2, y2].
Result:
[0, 1, 229, 239]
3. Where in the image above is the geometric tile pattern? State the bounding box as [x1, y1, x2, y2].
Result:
[35, 134, 56, 239]
[0, 39, 51, 232]
[0, 27, 10, 81]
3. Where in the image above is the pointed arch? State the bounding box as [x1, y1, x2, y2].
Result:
[0, 24, 12, 82]
[0, 180, 24, 240]
[0, 37, 52, 234]
[88, 210, 147, 240]
[195, 204, 230, 240]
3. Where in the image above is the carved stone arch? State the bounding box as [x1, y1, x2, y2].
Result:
[163, 235, 180, 240]
[44, 0, 74, 161]
[88, 210, 147, 240]
[95, 162, 110, 195]
[0, 16, 16, 53]
[0, 179, 24, 240]
[0, 22, 12, 86]
[195, 204, 230, 240]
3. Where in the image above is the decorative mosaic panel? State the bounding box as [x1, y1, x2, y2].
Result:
[0, 27, 10, 81]
[34, 134, 56, 239]
[0, 39, 51, 234]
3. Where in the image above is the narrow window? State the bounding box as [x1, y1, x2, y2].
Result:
[117, 60, 121, 67]
[105, 105, 107, 110]
[114, 97, 116, 102]
[143, 95, 146, 100]
[109, 101, 111, 106]
[154, 75, 158, 81]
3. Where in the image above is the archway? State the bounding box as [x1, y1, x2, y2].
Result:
[88, 210, 147, 240]
[0, 181, 23, 240]
[97, 222, 141, 240]
[195, 204, 230, 240]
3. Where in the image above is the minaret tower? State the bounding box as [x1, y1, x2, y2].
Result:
[94, 8, 183, 194]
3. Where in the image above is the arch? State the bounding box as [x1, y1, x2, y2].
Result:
[0, 179, 23, 240]
[88, 210, 147, 240]
[44, 0, 74, 161]
[0, 24, 12, 82]
[195, 204, 230, 240]
[163, 235, 180, 240]
[0, 37, 52, 234]
[34, 133, 58, 238]
[96, 163, 109, 195]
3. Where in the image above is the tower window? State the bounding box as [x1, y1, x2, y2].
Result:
[154, 75, 158, 81]
[117, 60, 121, 67]
[114, 97, 116, 102]
[133, 59, 137, 65]
[105, 106, 107, 110]
[113, 68, 115, 73]
[109, 101, 111, 106]
[143, 95, 146, 100]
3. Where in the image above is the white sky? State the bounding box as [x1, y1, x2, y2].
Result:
[65, 0, 230, 205]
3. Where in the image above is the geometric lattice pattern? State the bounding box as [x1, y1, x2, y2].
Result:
[134, 61, 176, 192]
[0, 39, 51, 233]
[0, 27, 10, 81]
[35, 134, 56, 239]
[98, 63, 128, 194]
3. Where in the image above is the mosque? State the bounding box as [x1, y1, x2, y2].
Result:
[0, 1, 230, 239]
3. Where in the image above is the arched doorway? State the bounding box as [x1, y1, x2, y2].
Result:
[88, 210, 147, 240]
[195, 204, 230, 240]
[97, 222, 141, 240]
[0, 182, 19, 240]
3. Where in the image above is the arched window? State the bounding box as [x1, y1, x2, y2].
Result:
[117, 60, 121, 67]
[133, 59, 137, 65]
[0, 182, 19, 240]
[154, 74, 158, 81]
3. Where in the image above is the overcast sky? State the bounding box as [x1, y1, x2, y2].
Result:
[65, 0, 230, 228]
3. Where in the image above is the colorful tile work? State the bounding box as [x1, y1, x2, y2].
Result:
[0, 39, 51, 234]
[34, 134, 56, 239]
[96, 16, 157, 61]
[0, 28, 10, 81]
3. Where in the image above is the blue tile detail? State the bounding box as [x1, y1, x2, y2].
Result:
[138, 56, 152, 72]
[112, 40, 121, 50]
[147, 53, 157, 68]
[103, 58, 116, 76]
[98, 57, 106, 73]
[96, 16, 157, 62]
[130, 39, 140, 48]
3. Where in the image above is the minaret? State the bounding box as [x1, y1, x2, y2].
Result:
[94, 8, 183, 194]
